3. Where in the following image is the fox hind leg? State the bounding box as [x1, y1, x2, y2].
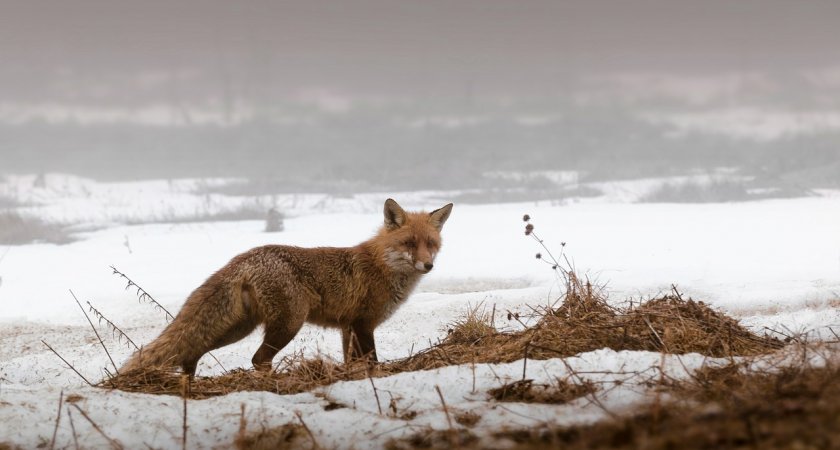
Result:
[252, 321, 306, 371]
[251, 297, 310, 371]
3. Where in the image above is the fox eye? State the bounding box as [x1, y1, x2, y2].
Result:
[404, 239, 416, 248]
[427, 239, 436, 248]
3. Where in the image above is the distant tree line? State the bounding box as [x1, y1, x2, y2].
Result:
[1, 102, 837, 191]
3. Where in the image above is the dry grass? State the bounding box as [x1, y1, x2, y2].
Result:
[108, 355, 374, 399]
[388, 277, 781, 374]
[442, 302, 496, 345]
[493, 357, 840, 449]
[487, 378, 597, 404]
[386, 347, 840, 449]
[104, 277, 782, 400]
[386, 429, 478, 450]
[453, 411, 481, 427]
[235, 425, 308, 450]
[234, 405, 311, 450]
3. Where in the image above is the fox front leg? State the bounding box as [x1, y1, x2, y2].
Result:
[341, 323, 377, 363]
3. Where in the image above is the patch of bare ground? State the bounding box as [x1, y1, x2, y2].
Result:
[453, 410, 481, 427]
[488, 378, 597, 404]
[234, 405, 313, 450]
[514, 357, 840, 449]
[105, 276, 782, 399]
[386, 429, 478, 450]
[390, 348, 840, 449]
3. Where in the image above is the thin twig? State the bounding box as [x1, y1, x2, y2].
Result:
[70, 403, 124, 449]
[369, 423, 417, 440]
[237, 404, 247, 442]
[557, 357, 618, 420]
[495, 403, 548, 423]
[0, 245, 11, 265]
[49, 389, 64, 450]
[181, 375, 190, 450]
[87, 301, 138, 350]
[643, 316, 669, 352]
[471, 360, 477, 394]
[670, 284, 684, 301]
[434, 385, 457, 447]
[110, 265, 227, 372]
[111, 265, 175, 320]
[295, 411, 321, 450]
[71, 290, 118, 375]
[368, 370, 383, 415]
[522, 342, 530, 380]
[490, 303, 496, 329]
[42, 340, 93, 386]
[67, 408, 80, 450]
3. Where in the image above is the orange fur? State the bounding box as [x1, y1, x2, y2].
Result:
[121, 199, 453, 375]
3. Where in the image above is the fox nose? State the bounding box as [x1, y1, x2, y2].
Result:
[424, 262, 434, 271]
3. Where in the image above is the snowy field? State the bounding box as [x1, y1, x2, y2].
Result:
[1, 174, 839, 448]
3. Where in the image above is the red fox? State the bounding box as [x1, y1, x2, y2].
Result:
[121, 199, 453, 375]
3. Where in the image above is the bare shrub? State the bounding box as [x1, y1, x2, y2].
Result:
[124, 201, 274, 225]
[641, 178, 752, 203]
[0, 212, 71, 245]
[451, 185, 601, 205]
[640, 177, 811, 203]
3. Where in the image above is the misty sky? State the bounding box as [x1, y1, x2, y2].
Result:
[2, 0, 839, 104]
[1, 1, 838, 183]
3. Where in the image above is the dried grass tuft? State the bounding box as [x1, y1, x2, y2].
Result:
[488, 378, 597, 404]
[235, 422, 307, 450]
[108, 353, 375, 399]
[442, 303, 496, 345]
[453, 410, 481, 427]
[386, 429, 478, 450]
[391, 278, 782, 373]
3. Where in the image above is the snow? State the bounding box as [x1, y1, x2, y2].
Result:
[1, 174, 839, 448]
[0, 349, 726, 449]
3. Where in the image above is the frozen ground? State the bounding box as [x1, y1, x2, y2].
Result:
[0, 175, 839, 448]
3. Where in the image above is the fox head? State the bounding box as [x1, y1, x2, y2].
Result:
[377, 198, 453, 274]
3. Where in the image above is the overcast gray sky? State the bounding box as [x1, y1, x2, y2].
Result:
[2, 0, 839, 104]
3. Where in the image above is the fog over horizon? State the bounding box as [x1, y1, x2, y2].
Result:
[1, 0, 839, 190]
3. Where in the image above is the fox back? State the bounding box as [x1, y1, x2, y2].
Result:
[120, 198, 453, 375]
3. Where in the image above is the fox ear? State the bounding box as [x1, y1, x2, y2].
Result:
[429, 203, 453, 230]
[384, 198, 407, 229]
